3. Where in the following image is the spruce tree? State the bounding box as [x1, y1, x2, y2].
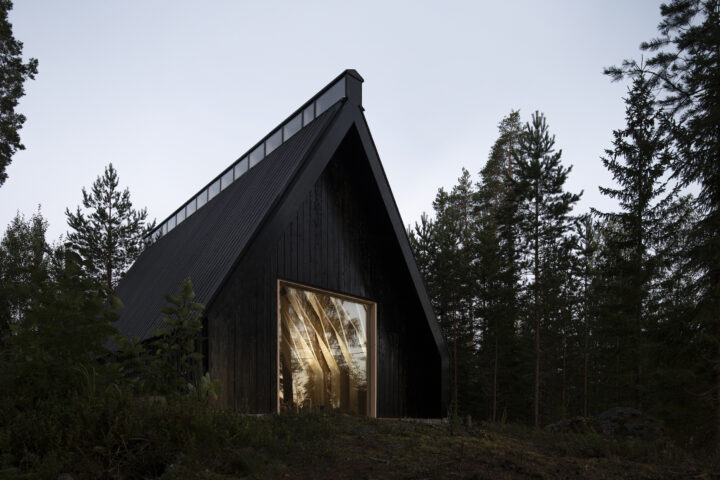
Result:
[66, 163, 155, 292]
[594, 69, 670, 410]
[573, 214, 600, 417]
[410, 169, 479, 417]
[608, 0, 720, 450]
[514, 112, 580, 427]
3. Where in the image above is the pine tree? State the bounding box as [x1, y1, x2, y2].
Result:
[0, 0, 38, 188]
[66, 163, 155, 292]
[432, 170, 478, 416]
[514, 112, 580, 427]
[594, 69, 670, 410]
[476, 111, 523, 422]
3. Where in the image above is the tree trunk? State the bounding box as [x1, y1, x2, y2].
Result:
[584, 313, 589, 417]
[583, 275, 589, 417]
[534, 192, 540, 429]
[562, 316, 567, 420]
[493, 327, 498, 422]
[635, 302, 642, 410]
[453, 307, 458, 418]
[616, 336, 620, 403]
[716, 291, 720, 456]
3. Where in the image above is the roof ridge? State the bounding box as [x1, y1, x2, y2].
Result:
[147, 70, 363, 241]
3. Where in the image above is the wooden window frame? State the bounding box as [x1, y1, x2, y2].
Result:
[276, 279, 377, 417]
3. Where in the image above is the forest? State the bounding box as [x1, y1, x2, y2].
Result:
[407, 0, 719, 451]
[0, 0, 718, 477]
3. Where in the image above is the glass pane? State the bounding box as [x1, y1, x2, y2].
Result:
[208, 179, 221, 200]
[221, 169, 233, 191]
[279, 284, 369, 415]
[186, 198, 197, 216]
[283, 114, 302, 141]
[315, 79, 345, 116]
[167, 215, 176, 232]
[249, 144, 264, 167]
[197, 189, 208, 208]
[176, 208, 186, 224]
[265, 129, 282, 155]
[234, 157, 248, 179]
[302, 103, 315, 127]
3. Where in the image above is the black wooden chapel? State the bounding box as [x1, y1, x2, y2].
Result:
[114, 70, 449, 418]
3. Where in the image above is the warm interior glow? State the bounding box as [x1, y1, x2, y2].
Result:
[279, 283, 371, 415]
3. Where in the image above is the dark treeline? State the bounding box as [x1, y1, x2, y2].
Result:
[408, 0, 719, 451]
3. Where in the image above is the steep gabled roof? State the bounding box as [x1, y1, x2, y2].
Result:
[115, 103, 341, 340]
[114, 71, 449, 385]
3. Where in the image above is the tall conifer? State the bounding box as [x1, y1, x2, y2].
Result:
[595, 70, 670, 409]
[608, 0, 720, 448]
[66, 164, 155, 292]
[477, 111, 523, 422]
[514, 112, 580, 427]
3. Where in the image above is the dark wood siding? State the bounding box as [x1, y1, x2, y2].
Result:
[208, 128, 443, 417]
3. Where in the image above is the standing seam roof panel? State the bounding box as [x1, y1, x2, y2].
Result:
[114, 103, 342, 341]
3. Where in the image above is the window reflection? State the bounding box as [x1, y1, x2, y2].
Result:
[249, 144, 264, 167]
[234, 157, 248, 179]
[186, 198, 197, 216]
[315, 79, 345, 116]
[302, 103, 315, 127]
[279, 283, 370, 415]
[208, 179, 220, 200]
[197, 190, 208, 208]
[266, 130, 282, 155]
[221, 169, 233, 190]
[283, 114, 301, 141]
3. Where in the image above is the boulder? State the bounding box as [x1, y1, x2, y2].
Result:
[545, 407, 664, 441]
[545, 416, 597, 434]
[595, 407, 664, 440]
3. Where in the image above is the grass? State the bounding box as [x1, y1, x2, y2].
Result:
[1, 396, 717, 480]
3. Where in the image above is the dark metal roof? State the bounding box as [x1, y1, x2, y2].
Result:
[114, 103, 341, 340]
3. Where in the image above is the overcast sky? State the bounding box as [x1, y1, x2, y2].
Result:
[1, 1, 662, 242]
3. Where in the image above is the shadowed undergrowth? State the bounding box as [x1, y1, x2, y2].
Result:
[2, 396, 717, 480]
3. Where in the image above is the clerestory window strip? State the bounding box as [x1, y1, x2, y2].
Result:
[147, 74, 349, 242]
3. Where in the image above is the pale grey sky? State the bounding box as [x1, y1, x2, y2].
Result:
[1, 1, 662, 242]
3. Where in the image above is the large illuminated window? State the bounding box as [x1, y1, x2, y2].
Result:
[278, 281, 376, 416]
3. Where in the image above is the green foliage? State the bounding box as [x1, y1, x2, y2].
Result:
[0, 208, 50, 341]
[514, 111, 581, 427]
[113, 278, 209, 399]
[0, 267, 229, 478]
[0, 0, 38, 188]
[1, 247, 120, 401]
[65, 163, 155, 292]
[149, 278, 205, 395]
[607, 0, 720, 451]
[592, 68, 672, 412]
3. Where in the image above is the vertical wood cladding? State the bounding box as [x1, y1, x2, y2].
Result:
[208, 128, 443, 417]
